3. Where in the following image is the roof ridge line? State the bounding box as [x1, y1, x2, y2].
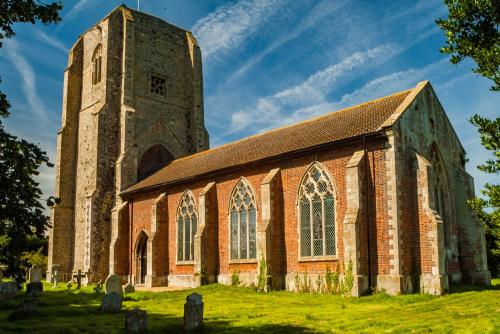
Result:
[169, 88, 413, 165]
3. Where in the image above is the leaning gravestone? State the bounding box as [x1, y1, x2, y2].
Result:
[105, 274, 124, 297]
[125, 308, 147, 333]
[183, 293, 204, 332]
[26, 265, 43, 296]
[101, 292, 122, 313]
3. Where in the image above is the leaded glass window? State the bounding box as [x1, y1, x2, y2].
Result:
[229, 179, 257, 260]
[177, 191, 197, 262]
[298, 163, 336, 257]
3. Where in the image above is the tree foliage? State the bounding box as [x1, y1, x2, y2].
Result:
[0, 0, 61, 278]
[437, 0, 500, 91]
[468, 115, 500, 277]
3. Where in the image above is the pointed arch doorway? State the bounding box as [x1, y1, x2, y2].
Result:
[135, 232, 148, 285]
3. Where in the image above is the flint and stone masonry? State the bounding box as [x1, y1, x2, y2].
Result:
[48, 6, 490, 295]
[47, 6, 208, 283]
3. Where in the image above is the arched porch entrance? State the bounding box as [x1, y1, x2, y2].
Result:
[135, 232, 148, 285]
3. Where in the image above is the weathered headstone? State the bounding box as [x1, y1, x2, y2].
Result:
[125, 308, 147, 333]
[52, 270, 59, 288]
[101, 292, 122, 313]
[105, 274, 123, 297]
[28, 265, 42, 283]
[8, 299, 39, 321]
[66, 281, 73, 289]
[124, 283, 135, 294]
[26, 265, 43, 296]
[183, 293, 203, 332]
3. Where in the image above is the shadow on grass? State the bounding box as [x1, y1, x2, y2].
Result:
[449, 282, 500, 293]
[0, 289, 320, 333]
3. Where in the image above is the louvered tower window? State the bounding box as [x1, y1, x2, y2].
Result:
[298, 163, 336, 258]
[229, 178, 257, 260]
[177, 191, 198, 262]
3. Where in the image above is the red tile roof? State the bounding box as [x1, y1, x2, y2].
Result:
[123, 83, 423, 195]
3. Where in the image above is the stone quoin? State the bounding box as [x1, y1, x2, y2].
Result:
[47, 5, 490, 296]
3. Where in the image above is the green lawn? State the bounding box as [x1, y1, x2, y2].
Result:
[1, 279, 499, 333]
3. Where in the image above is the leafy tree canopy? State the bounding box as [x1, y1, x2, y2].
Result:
[468, 115, 500, 277]
[0, 0, 61, 278]
[437, 0, 500, 91]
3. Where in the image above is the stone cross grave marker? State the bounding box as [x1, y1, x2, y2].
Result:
[74, 270, 83, 289]
[183, 292, 203, 331]
[104, 274, 123, 297]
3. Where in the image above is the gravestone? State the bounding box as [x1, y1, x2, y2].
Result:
[105, 274, 123, 297]
[8, 299, 39, 321]
[124, 283, 135, 294]
[28, 265, 42, 283]
[50, 264, 60, 285]
[125, 308, 147, 333]
[101, 292, 122, 313]
[52, 270, 59, 288]
[66, 281, 73, 289]
[26, 265, 43, 296]
[74, 270, 83, 289]
[183, 293, 203, 332]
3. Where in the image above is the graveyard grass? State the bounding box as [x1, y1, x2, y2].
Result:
[0, 279, 499, 333]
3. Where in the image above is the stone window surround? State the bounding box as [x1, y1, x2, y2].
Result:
[228, 177, 258, 263]
[297, 162, 339, 262]
[176, 190, 198, 265]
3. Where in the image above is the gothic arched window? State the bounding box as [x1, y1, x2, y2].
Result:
[298, 163, 336, 258]
[92, 45, 102, 85]
[429, 144, 450, 247]
[229, 178, 257, 260]
[177, 191, 197, 262]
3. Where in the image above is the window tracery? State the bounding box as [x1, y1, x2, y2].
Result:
[229, 179, 257, 260]
[298, 163, 336, 258]
[177, 191, 197, 262]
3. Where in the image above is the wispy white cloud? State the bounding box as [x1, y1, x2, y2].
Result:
[64, 0, 96, 21]
[228, 44, 399, 133]
[33, 29, 68, 53]
[227, 0, 350, 80]
[192, 0, 287, 61]
[4, 40, 49, 118]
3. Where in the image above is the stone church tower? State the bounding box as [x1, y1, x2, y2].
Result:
[48, 5, 208, 282]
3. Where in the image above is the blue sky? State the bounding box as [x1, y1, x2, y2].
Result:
[0, 0, 498, 205]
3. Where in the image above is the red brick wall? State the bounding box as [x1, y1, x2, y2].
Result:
[127, 138, 392, 281]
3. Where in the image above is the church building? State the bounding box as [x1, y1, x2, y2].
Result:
[47, 6, 490, 296]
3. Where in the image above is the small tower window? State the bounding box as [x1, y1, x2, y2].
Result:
[151, 75, 166, 96]
[92, 45, 102, 85]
